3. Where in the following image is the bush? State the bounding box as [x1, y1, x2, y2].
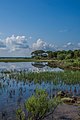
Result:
[25, 89, 49, 120]
[16, 89, 61, 120]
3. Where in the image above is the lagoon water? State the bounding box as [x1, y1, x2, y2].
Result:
[0, 62, 63, 72]
[0, 62, 80, 120]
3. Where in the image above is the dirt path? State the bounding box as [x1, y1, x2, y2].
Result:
[44, 104, 80, 120]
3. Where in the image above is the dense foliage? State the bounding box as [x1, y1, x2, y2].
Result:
[31, 49, 80, 69]
[16, 89, 61, 120]
[31, 49, 80, 60]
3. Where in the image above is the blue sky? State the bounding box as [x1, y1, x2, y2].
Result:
[0, 0, 80, 56]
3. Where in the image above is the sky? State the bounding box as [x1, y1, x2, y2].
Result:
[0, 0, 80, 57]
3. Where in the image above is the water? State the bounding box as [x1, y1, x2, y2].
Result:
[0, 62, 79, 120]
[0, 62, 63, 72]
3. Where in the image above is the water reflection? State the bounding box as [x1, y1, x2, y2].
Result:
[0, 62, 79, 120]
[0, 78, 80, 120]
[0, 62, 63, 73]
[32, 62, 47, 68]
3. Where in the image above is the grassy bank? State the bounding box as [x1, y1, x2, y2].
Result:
[0, 58, 53, 62]
[48, 59, 80, 70]
[0, 58, 80, 70]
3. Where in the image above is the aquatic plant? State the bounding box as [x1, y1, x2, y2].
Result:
[16, 108, 25, 120]
[9, 70, 80, 85]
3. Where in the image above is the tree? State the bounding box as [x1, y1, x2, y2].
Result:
[31, 50, 46, 58]
[46, 51, 57, 59]
[74, 50, 80, 58]
[57, 54, 65, 60]
[47, 51, 54, 58]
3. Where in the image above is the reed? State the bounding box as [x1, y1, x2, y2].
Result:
[9, 70, 80, 85]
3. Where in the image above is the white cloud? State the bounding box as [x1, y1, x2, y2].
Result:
[0, 35, 30, 57]
[32, 39, 56, 51]
[63, 42, 80, 50]
[4, 35, 29, 52]
[63, 42, 73, 48]
[67, 42, 72, 46]
[32, 39, 44, 50]
[0, 34, 79, 57]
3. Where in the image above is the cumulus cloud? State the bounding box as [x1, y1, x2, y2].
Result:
[63, 42, 74, 49]
[63, 42, 80, 50]
[4, 35, 29, 52]
[0, 35, 31, 57]
[0, 34, 80, 57]
[32, 39, 56, 51]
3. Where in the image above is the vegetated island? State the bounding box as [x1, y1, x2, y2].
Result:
[0, 49, 80, 70]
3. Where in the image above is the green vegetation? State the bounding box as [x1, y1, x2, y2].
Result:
[31, 50, 47, 59]
[0, 49, 80, 70]
[16, 89, 61, 120]
[16, 108, 25, 120]
[31, 49, 80, 60]
[0, 58, 52, 62]
[10, 70, 80, 85]
[48, 59, 80, 70]
[31, 49, 80, 70]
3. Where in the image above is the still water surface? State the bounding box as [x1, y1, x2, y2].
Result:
[0, 62, 80, 120]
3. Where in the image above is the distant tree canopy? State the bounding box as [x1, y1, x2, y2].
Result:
[31, 50, 47, 58]
[31, 49, 80, 60]
[31, 50, 45, 55]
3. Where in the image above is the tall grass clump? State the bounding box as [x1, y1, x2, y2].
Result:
[9, 70, 80, 85]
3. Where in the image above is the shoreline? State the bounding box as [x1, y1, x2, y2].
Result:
[0, 58, 79, 70]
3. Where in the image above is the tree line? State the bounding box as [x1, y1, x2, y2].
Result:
[31, 49, 80, 60]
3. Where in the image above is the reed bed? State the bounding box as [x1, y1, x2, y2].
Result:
[9, 70, 80, 85]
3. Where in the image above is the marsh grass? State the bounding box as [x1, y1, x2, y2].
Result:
[9, 71, 80, 85]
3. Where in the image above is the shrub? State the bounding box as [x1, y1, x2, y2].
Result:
[16, 89, 61, 120]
